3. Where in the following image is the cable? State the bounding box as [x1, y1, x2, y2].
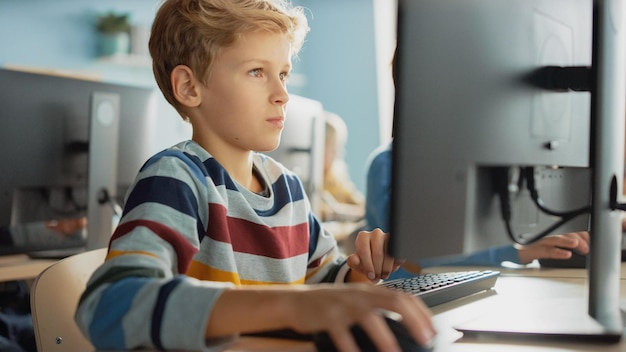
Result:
[503, 208, 585, 245]
[522, 167, 591, 218]
[494, 166, 591, 245]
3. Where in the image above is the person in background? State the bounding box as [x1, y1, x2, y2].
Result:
[365, 141, 591, 279]
[318, 111, 367, 250]
[319, 111, 366, 223]
[74, 1, 435, 351]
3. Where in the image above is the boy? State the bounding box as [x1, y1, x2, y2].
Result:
[74, 0, 435, 351]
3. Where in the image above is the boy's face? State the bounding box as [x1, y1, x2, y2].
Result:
[192, 31, 292, 154]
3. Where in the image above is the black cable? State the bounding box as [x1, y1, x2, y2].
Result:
[504, 208, 584, 245]
[522, 167, 591, 218]
[495, 166, 591, 245]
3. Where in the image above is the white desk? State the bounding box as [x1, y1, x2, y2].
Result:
[218, 264, 626, 351]
[0, 254, 56, 282]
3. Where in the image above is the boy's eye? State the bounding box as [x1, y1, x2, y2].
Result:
[248, 68, 262, 77]
[248, 68, 290, 82]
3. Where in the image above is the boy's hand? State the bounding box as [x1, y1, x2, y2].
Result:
[346, 228, 404, 282]
[284, 284, 436, 351]
[518, 231, 590, 264]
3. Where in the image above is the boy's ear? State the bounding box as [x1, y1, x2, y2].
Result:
[171, 65, 201, 107]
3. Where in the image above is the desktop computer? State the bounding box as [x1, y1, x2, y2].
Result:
[0, 68, 170, 257]
[390, 0, 624, 340]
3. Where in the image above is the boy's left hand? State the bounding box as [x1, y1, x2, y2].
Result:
[346, 228, 404, 283]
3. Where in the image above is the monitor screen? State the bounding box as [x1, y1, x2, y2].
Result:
[0, 68, 172, 256]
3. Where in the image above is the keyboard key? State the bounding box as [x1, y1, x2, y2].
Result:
[380, 270, 500, 307]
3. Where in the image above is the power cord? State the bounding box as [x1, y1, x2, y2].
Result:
[494, 166, 591, 245]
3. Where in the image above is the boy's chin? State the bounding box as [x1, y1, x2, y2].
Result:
[256, 142, 281, 153]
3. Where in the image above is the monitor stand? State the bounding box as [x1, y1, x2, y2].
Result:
[454, 297, 624, 343]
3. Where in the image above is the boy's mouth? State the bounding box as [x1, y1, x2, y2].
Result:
[267, 117, 285, 127]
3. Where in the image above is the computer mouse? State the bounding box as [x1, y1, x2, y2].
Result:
[312, 316, 432, 352]
[538, 249, 587, 268]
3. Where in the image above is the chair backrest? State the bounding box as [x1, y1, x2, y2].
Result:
[30, 248, 107, 352]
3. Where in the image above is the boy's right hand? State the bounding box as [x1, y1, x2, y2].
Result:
[285, 283, 436, 351]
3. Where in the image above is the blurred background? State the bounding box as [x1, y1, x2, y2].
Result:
[0, 0, 397, 194]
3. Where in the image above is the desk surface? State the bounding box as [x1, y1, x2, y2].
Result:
[0, 254, 56, 282]
[216, 264, 626, 352]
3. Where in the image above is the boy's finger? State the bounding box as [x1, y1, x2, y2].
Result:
[355, 235, 376, 280]
[370, 235, 387, 279]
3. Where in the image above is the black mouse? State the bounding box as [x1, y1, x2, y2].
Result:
[538, 248, 588, 268]
[312, 316, 432, 352]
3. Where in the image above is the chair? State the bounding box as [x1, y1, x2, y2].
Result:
[30, 248, 107, 352]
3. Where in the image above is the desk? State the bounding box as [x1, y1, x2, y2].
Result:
[0, 254, 56, 282]
[218, 264, 626, 351]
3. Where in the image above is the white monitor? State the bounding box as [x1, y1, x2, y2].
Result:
[0, 68, 159, 256]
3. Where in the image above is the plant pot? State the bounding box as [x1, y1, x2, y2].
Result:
[98, 32, 130, 57]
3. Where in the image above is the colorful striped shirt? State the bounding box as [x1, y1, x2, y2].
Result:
[75, 140, 348, 351]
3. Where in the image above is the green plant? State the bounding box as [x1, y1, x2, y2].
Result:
[96, 12, 131, 34]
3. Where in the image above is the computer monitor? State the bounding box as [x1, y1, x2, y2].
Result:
[0, 68, 164, 256]
[390, 0, 624, 338]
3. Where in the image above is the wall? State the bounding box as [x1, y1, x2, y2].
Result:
[294, 0, 383, 192]
[0, 0, 387, 193]
[0, 0, 157, 85]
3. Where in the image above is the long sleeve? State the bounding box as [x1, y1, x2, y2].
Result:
[365, 143, 393, 232]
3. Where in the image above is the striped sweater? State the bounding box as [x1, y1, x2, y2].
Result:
[75, 140, 348, 351]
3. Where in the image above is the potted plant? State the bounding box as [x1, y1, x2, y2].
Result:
[96, 12, 131, 57]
